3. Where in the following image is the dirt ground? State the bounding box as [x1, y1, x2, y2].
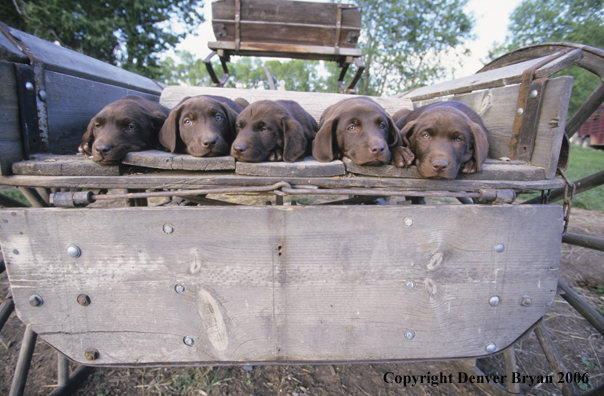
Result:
[1, 196, 603, 396]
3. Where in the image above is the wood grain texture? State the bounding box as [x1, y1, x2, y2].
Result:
[0, 60, 25, 175]
[342, 158, 546, 181]
[160, 86, 413, 122]
[236, 157, 345, 177]
[122, 150, 236, 171]
[11, 154, 120, 176]
[0, 205, 562, 365]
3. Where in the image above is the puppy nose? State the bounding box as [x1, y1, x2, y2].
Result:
[369, 142, 386, 155]
[202, 137, 217, 148]
[232, 144, 247, 154]
[432, 159, 449, 172]
[94, 143, 112, 156]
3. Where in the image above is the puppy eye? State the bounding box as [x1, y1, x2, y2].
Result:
[260, 126, 268, 132]
[378, 122, 387, 129]
[422, 132, 430, 139]
[126, 124, 135, 130]
[454, 136, 464, 142]
[184, 119, 192, 126]
[94, 123, 101, 128]
[215, 114, 223, 121]
[347, 125, 356, 131]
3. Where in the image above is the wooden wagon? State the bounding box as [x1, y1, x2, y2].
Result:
[1, 7, 604, 396]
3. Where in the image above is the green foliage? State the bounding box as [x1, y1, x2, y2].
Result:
[0, 188, 29, 206]
[563, 145, 604, 212]
[160, 50, 213, 86]
[5, 0, 204, 79]
[489, 0, 604, 116]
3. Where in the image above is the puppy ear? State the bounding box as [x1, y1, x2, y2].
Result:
[158, 105, 183, 153]
[469, 121, 489, 172]
[312, 116, 338, 162]
[220, 102, 241, 143]
[386, 114, 403, 147]
[79, 118, 96, 155]
[399, 120, 418, 150]
[282, 117, 308, 163]
[234, 97, 249, 109]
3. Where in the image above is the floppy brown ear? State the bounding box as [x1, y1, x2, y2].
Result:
[220, 102, 241, 143]
[149, 110, 168, 132]
[312, 116, 338, 162]
[79, 118, 96, 155]
[469, 121, 489, 172]
[234, 97, 249, 109]
[282, 117, 308, 162]
[158, 105, 183, 153]
[386, 114, 403, 148]
[399, 119, 418, 150]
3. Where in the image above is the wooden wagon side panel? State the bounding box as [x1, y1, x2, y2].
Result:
[0, 205, 562, 365]
[0, 59, 25, 175]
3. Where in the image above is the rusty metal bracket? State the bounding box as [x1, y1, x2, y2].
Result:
[203, 51, 231, 87]
[13, 64, 40, 158]
[338, 56, 366, 94]
[509, 49, 573, 161]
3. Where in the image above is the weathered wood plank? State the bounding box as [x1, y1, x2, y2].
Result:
[0, 205, 562, 365]
[0, 28, 28, 63]
[0, 60, 25, 176]
[342, 158, 546, 181]
[11, 154, 120, 176]
[0, 173, 567, 191]
[236, 156, 345, 177]
[207, 41, 362, 61]
[122, 150, 236, 171]
[160, 86, 413, 122]
[44, 71, 161, 155]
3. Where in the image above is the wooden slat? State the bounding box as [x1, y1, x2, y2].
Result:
[12, 154, 120, 176]
[342, 158, 546, 181]
[400, 50, 581, 102]
[207, 41, 362, 61]
[236, 156, 345, 177]
[160, 87, 413, 122]
[0, 60, 25, 176]
[0, 204, 562, 365]
[122, 150, 235, 171]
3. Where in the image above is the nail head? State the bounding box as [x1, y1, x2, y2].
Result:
[84, 348, 99, 361]
[77, 294, 91, 306]
[404, 330, 415, 340]
[183, 336, 195, 346]
[485, 342, 497, 353]
[517, 108, 524, 116]
[403, 217, 413, 227]
[495, 244, 505, 253]
[29, 295, 43, 307]
[175, 284, 185, 294]
[163, 224, 174, 234]
[489, 296, 500, 306]
[67, 245, 81, 258]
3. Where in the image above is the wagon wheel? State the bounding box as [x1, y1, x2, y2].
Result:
[468, 43, 604, 396]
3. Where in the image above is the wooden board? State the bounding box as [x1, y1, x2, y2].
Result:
[236, 156, 345, 177]
[11, 154, 121, 176]
[0, 60, 26, 176]
[160, 87, 413, 122]
[0, 205, 562, 365]
[342, 158, 546, 181]
[123, 150, 236, 171]
[0, 28, 28, 63]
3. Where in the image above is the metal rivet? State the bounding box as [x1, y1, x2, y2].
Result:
[183, 336, 194, 346]
[406, 281, 415, 290]
[403, 217, 413, 227]
[12, 249, 19, 255]
[25, 82, 34, 91]
[38, 90, 47, 101]
[516, 108, 524, 116]
[404, 330, 415, 340]
[84, 348, 99, 361]
[175, 284, 185, 294]
[77, 294, 91, 306]
[67, 245, 81, 258]
[520, 296, 532, 306]
[495, 244, 505, 253]
[29, 295, 43, 307]
[489, 296, 500, 306]
[163, 224, 174, 234]
[530, 90, 539, 99]
[485, 342, 497, 353]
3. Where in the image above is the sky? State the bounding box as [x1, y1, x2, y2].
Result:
[171, 0, 525, 83]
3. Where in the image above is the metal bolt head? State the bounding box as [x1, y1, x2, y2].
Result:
[29, 295, 43, 307]
[84, 348, 99, 361]
[404, 330, 415, 340]
[174, 284, 185, 294]
[183, 336, 195, 346]
[495, 244, 505, 253]
[530, 89, 539, 99]
[489, 296, 500, 306]
[66, 245, 81, 258]
[25, 82, 34, 91]
[520, 296, 532, 306]
[517, 108, 524, 116]
[485, 342, 497, 353]
[163, 224, 174, 234]
[406, 281, 415, 290]
[403, 217, 413, 227]
[77, 294, 91, 306]
[38, 90, 47, 101]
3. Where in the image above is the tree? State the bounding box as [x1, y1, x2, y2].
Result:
[489, 0, 604, 115]
[4, 0, 204, 79]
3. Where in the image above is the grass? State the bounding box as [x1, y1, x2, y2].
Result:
[562, 145, 604, 212]
[0, 187, 29, 206]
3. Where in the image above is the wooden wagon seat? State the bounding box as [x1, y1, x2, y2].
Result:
[205, 0, 366, 93]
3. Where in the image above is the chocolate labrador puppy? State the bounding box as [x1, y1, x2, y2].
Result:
[159, 95, 247, 157]
[231, 100, 318, 162]
[79, 95, 170, 165]
[312, 97, 414, 167]
[396, 101, 489, 179]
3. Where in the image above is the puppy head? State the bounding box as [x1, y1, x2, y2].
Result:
[159, 96, 240, 157]
[79, 96, 167, 165]
[312, 98, 401, 165]
[401, 106, 488, 179]
[231, 100, 309, 162]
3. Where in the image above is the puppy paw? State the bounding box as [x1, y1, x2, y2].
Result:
[391, 146, 415, 168]
[268, 148, 283, 162]
[461, 160, 477, 174]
